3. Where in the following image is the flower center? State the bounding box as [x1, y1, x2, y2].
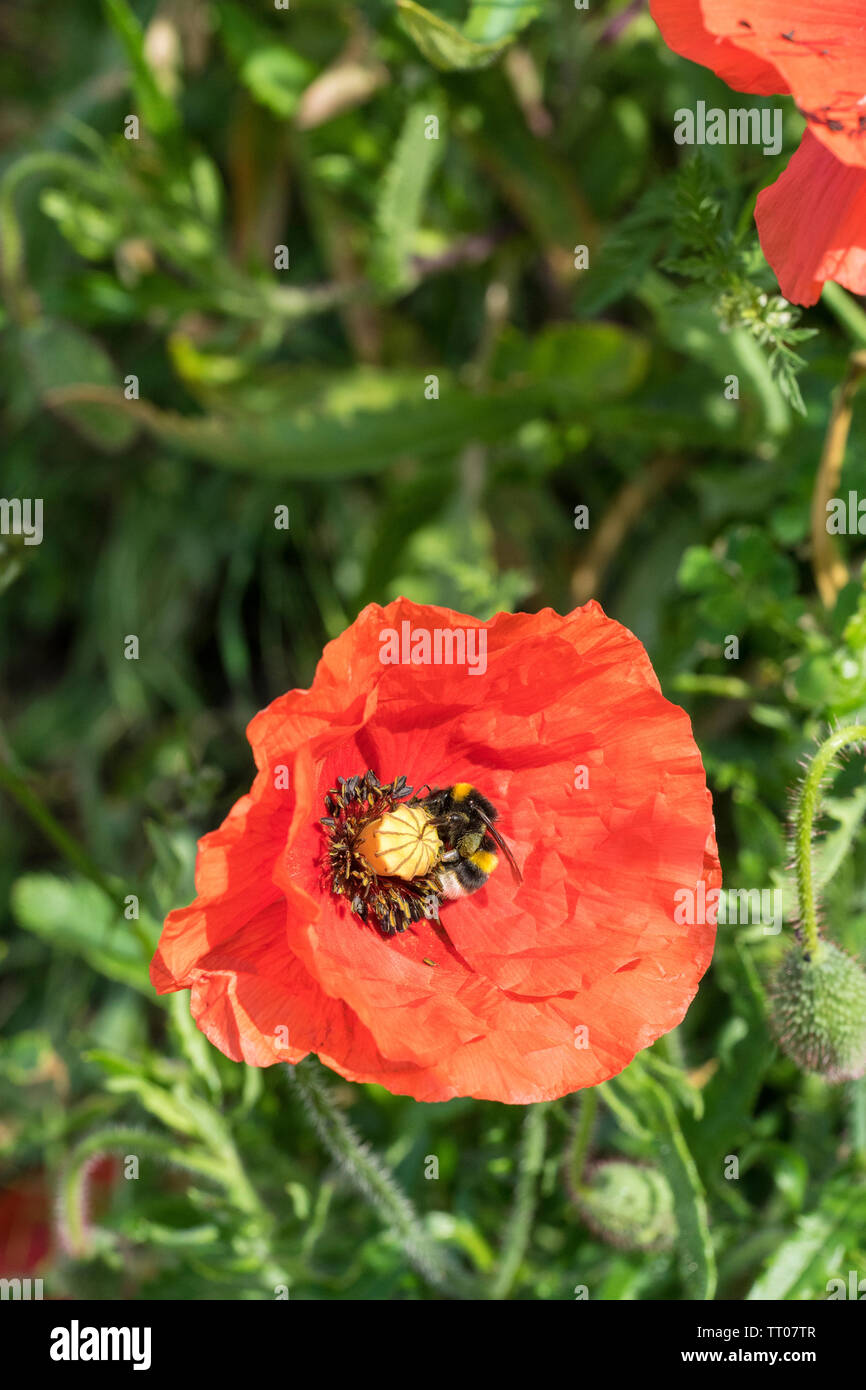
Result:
[320, 770, 443, 935]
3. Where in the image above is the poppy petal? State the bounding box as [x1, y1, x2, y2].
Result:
[650, 0, 787, 95]
[755, 129, 866, 304]
[700, 1, 866, 167]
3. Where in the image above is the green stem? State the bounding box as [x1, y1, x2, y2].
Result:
[568, 1089, 597, 1192]
[795, 725, 866, 956]
[850, 1077, 866, 1173]
[286, 1061, 469, 1297]
[822, 281, 866, 348]
[202, 1111, 288, 1292]
[0, 755, 122, 907]
[489, 1101, 549, 1301]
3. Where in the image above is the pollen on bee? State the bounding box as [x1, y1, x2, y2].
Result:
[355, 803, 441, 880]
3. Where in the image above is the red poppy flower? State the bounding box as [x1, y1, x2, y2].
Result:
[151, 599, 719, 1105]
[651, 0, 866, 304]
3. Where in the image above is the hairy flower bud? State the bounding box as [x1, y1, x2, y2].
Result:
[572, 1160, 676, 1252]
[771, 940, 866, 1082]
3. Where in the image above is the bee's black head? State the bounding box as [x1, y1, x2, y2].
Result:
[418, 788, 450, 817]
[416, 785, 498, 840]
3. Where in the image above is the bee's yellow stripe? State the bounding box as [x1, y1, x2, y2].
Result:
[452, 783, 473, 801]
[469, 849, 498, 875]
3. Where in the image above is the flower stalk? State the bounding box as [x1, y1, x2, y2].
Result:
[286, 1061, 473, 1297]
[567, 1089, 598, 1193]
[794, 724, 866, 955]
[488, 1101, 549, 1300]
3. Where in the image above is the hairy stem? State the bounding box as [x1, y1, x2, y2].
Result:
[286, 1060, 470, 1297]
[795, 725, 866, 956]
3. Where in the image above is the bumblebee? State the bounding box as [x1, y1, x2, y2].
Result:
[411, 783, 522, 899]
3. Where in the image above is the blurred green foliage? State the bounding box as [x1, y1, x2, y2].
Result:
[2, 0, 866, 1301]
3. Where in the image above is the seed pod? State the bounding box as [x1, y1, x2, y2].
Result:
[355, 804, 441, 880]
[572, 1160, 676, 1252]
[771, 940, 866, 1082]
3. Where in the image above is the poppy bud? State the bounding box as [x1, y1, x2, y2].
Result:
[355, 804, 441, 880]
[572, 1160, 676, 1252]
[771, 940, 866, 1082]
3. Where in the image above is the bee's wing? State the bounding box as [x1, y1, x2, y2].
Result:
[474, 806, 523, 884]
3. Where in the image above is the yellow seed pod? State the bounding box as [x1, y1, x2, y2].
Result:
[355, 804, 441, 880]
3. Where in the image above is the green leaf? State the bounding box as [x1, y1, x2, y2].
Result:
[19, 320, 137, 451]
[126, 1219, 220, 1249]
[52, 369, 557, 478]
[61, 329, 651, 478]
[746, 1212, 844, 1300]
[745, 1179, 866, 1299]
[101, 0, 180, 136]
[494, 322, 650, 406]
[641, 1077, 717, 1300]
[597, 1075, 652, 1142]
[460, 75, 596, 266]
[686, 943, 771, 1172]
[815, 790, 866, 891]
[372, 103, 444, 292]
[11, 874, 152, 995]
[463, 0, 541, 44]
[101, 1074, 203, 1137]
[397, 0, 529, 70]
[239, 46, 314, 119]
